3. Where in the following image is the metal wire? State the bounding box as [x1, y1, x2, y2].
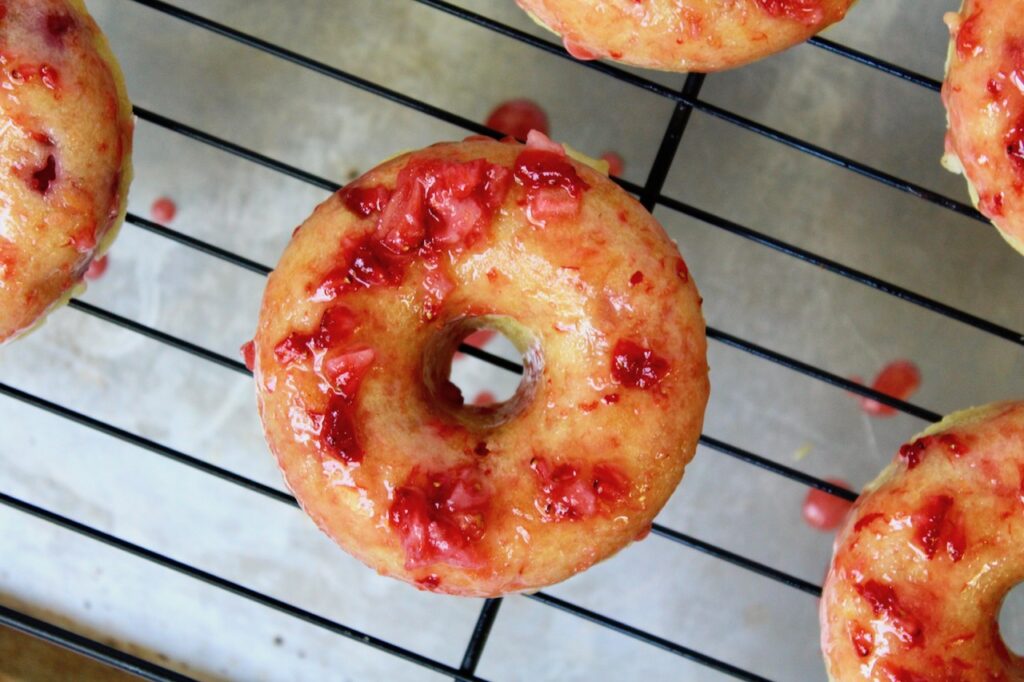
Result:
[1, 1, 1011, 679]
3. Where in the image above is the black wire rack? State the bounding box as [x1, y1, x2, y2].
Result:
[1, 1, 1018, 680]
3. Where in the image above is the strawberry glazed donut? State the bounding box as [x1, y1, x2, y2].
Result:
[943, 1, 1024, 255]
[252, 133, 709, 596]
[514, 0, 856, 72]
[821, 402, 1024, 680]
[0, 0, 133, 343]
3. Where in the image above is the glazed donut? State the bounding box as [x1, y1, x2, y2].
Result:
[515, 0, 856, 73]
[821, 402, 1024, 680]
[943, 0, 1024, 255]
[252, 133, 709, 596]
[0, 0, 133, 343]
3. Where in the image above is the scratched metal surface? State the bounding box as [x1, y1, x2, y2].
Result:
[2, 1, 1023, 680]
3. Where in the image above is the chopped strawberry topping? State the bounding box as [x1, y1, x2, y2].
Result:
[912, 494, 965, 562]
[755, 0, 825, 26]
[314, 157, 511, 301]
[388, 465, 491, 568]
[322, 346, 375, 397]
[629, 270, 644, 286]
[611, 339, 669, 390]
[849, 622, 873, 658]
[319, 392, 362, 463]
[239, 340, 256, 372]
[513, 146, 589, 226]
[530, 457, 629, 521]
[898, 433, 969, 470]
[855, 580, 924, 648]
[338, 184, 392, 218]
[955, 9, 984, 61]
[485, 99, 549, 141]
[274, 305, 358, 366]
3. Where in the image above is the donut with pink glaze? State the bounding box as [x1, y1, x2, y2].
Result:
[943, 0, 1024, 255]
[515, 0, 856, 72]
[252, 134, 709, 596]
[0, 0, 133, 342]
[821, 402, 1024, 680]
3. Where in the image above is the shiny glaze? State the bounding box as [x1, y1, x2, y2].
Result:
[254, 138, 708, 596]
[821, 402, 1024, 680]
[943, 0, 1024, 254]
[0, 0, 133, 343]
[515, 0, 854, 73]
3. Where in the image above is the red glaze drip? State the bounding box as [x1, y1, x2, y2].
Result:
[755, 0, 825, 26]
[629, 270, 644, 286]
[530, 457, 629, 521]
[676, 258, 689, 283]
[339, 184, 392, 218]
[513, 145, 589, 226]
[472, 390, 496, 406]
[611, 339, 669, 390]
[955, 9, 984, 61]
[801, 479, 853, 531]
[84, 255, 108, 281]
[849, 622, 873, 658]
[388, 465, 491, 568]
[150, 197, 177, 224]
[855, 580, 924, 648]
[239, 340, 256, 372]
[912, 494, 965, 562]
[856, 359, 921, 417]
[485, 99, 549, 141]
[315, 158, 511, 300]
[274, 305, 358, 366]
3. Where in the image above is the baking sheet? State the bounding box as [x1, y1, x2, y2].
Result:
[2, 1, 1023, 680]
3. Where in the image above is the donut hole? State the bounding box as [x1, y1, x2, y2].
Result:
[999, 582, 1024, 655]
[423, 315, 543, 429]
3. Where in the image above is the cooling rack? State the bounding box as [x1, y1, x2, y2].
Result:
[1, 1, 1020, 680]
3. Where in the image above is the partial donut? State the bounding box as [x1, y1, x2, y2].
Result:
[943, 0, 1024, 255]
[515, 0, 856, 72]
[252, 134, 709, 597]
[0, 0, 134, 343]
[821, 402, 1024, 680]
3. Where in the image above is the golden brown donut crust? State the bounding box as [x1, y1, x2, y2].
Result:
[516, 0, 855, 72]
[821, 402, 1024, 680]
[253, 137, 709, 596]
[0, 0, 134, 343]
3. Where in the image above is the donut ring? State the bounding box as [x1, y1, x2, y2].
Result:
[821, 402, 1024, 680]
[252, 134, 709, 596]
[515, 0, 856, 72]
[943, 0, 1024, 255]
[0, 0, 133, 343]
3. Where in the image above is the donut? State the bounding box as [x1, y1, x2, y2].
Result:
[0, 0, 134, 343]
[514, 0, 856, 73]
[251, 133, 709, 596]
[942, 0, 1024, 255]
[820, 402, 1024, 680]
